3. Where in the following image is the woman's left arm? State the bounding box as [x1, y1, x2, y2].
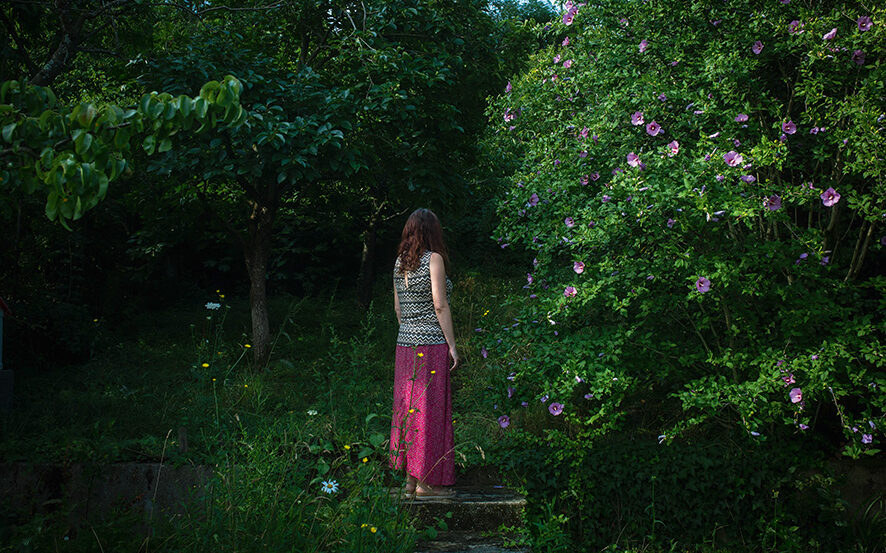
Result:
[393, 276, 402, 325]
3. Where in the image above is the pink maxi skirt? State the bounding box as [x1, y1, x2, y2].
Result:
[389, 343, 455, 486]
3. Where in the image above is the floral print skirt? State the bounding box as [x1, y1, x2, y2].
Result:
[389, 343, 455, 486]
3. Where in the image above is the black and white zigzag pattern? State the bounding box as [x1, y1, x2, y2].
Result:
[394, 250, 452, 346]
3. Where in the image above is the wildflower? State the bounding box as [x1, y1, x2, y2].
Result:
[852, 50, 865, 65]
[627, 152, 641, 167]
[507, 386, 515, 398]
[752, 41, 763, 55]
[646, 121, 661, 136]
[695, 277, 711, 293]
[667, 141, 679, 156]
[631, 111, 644, 125]
[658, 93, 667, 101]
[799, 423, 809, 430]
[528, 193, 539, 207]
[735, 113, 749, 122]
[788, 20, 803, 34]
[430, 370, 436, 374]
[861, 434, 873, 444]
[344, 444, 351, 450]
[782, 374, 795, 385]
[857, 16, 872, 32]
[639, 39, 648, 53]
[320, 480, 339, 494]
[548, 402, 564, 416]
[820, 187, 841, 207]
[782, 121, 797, 135]
[564, 286, 577, 297]
[602, 195, 611, 203]
[563, 59, 573, 68]
[205, 302, 221, 310]
[789, 388, 803, 403]
[219, 294, 225, 299]
[212, 378, 216, 382]
[481, 347, 488, 359]
[362, 457, 368, 463]
[823, 28, 837, 40]
[585, 393, 594, 400]
[540, 395, 548, 403]
[562, 37, 570, 46]
[307, 409, 318, 416]
[498, 415, 510, 429]
[658, 434, 666, 444]
[590, 172, 600, 181]
[667, 218, 676, 228]
[574, 261, 585, 274]
[505, 81, 512, 94]
[565, 217, 575, 228]
[723, 151, 743, 166]
[740, 175, 756, 183]
[750, 431, 760, 437]
[244, 344, 251, 348]
[417, 352, 424, 358]
[766, 195, 782, 211]
[553, 54, 561, 64]
[370, 527, 377, 533]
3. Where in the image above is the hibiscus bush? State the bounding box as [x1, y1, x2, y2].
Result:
[481, 0, 884, 547]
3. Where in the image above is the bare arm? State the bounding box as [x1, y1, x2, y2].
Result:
[393, 276, 401, 325]
[430, 252, 459, 371]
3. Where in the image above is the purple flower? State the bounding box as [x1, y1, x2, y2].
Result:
[810, 126, 820, 134]
[562, 36, 570, 46]
[716, 174, 725, 181]
[782, 121, 797, 135]
[507, 386, 515, 398]
[788, 20, 803, 34]
[862, 434, 873, 444]
[498, 415, 510, 428]
[639, 39, 648, 53]
[740, 175, 756, 183]
[540, 395, 548, 403]
[631, 111, 644, 126]
[724, 151, 743, 166]
[578, 150, 588, 158]
[820, 187, 841, 207]
[750, 431, 760, 437]
[857, 16, 872, 32]
[646, 121, 662, 136]
[852, 50, 866, 65]
[564, 286, 577, 297]
[481, 347, 488, 359]
[574, 261, 585, 274]
[811, 354, 819, 360]
[871, 420, 877, 430]
[821, 256, 830, 265]
[667, 218, 676, 228]
[667, 141, 679, 156]
[563, 59, 573, 69]
[562, 6, 577, 25]
[695, 277, 711, 293]
[503, 109, 515, 122]
[799, 423, 809, 430]
[752, 40, 764, 55]
[505, 81, 512, 94]
[584, 393, 593, 400]
[553, 54, 561, 64]
[766, 195, 782, 211]
[658, 93, 667, 102]
[627, 152, 641, 167]
[527, 273, 533, 285]
[580, 175, 589, 186]
[590, 172, 600, 181]
[565, 217, 575, 228]
[783, 374, 795, 385]
[548, 402, 564, 416]
[528, 193, 539, 207]
[735, 113, 749, 122]
[823, 27, 837, 40]
[789, 387, 803, 403]
[602, 195, 611, 203]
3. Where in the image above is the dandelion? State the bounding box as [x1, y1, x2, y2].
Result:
[498, 415, 510, 429]
[320, 480, 339, 494]
[548, 402, 564, 416]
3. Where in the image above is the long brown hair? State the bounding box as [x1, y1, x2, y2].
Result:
[396, 208, 450, 274]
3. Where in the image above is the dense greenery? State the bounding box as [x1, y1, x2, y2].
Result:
[1, 0, 884, 551]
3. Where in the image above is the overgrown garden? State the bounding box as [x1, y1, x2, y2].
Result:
[1, 0, 883, 551]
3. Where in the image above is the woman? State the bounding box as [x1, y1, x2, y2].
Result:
[389, 208, 460, 498]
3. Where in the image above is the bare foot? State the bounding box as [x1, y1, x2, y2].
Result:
[414, 485, 456, 497]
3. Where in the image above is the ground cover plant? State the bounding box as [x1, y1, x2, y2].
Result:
[481, 0, 885, 550]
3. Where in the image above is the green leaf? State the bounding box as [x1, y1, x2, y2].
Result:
[1, 123, 15, 143]
[158, 138, 173, 153]
[369, 432, 385, 448]
[142, 135, 156, 155]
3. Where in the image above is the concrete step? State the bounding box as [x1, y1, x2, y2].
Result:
[414, 530, 529, 553]
[392, 485, 526, 532]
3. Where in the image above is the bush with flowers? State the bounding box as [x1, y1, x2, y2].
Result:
[481, 0, 884, 549]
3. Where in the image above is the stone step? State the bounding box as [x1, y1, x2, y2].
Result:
[414, 530, 529, 553]
[393, 485, 526, 532]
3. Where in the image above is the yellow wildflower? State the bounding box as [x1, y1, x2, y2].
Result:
[219, 294, 225, 299]
[361, 523, 368, 528]
[344, 445, 351, 450]
[430, 370, 436, 374]
[212, 378, 216, 382]
[244, 384, 248, 388]
[417, 353, 424, 358]
[362, 457, 368, 463]
[370, 527, 377, 533]
[202, 363, 209, 368]
[244, 344, 251, 348]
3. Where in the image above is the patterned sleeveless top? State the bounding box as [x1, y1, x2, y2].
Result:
[394, 250, 453, 346]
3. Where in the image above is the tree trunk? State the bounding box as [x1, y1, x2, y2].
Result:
[357, 217, 378, 307]
[244, 201, 274, 368]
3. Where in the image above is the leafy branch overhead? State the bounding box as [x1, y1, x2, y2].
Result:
[0, 76, 246, 227]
